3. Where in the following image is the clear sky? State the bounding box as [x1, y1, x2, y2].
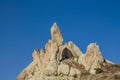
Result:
[0, 0, 120, 80]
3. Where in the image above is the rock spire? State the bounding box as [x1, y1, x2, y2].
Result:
[51, 23, 63, 46]
[17, 23, 120, 80]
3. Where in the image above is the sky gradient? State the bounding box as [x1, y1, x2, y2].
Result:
[0, 0, 120, 80]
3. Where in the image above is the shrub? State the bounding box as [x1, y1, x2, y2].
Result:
[73, 74, 78, 78]
[94, 68, 103, 74]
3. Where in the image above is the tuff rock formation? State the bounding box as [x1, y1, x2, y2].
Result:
[17, 23, 120, 80]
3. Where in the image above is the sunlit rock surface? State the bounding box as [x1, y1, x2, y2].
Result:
[17, 23, 120, 80]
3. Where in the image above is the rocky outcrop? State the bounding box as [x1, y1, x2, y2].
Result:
[78, 43, 105, 74]
[51, 23, 63, 46]
[17, 23, 120, 80]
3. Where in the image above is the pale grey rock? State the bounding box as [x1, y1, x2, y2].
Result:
[17, 23, 120, 80]
[58, 63, 70, 76]
[81, 43, 104, 71]
[51, 23, 63, 46]
[43, 60, 58, 76]
[69, 67, 81, 76]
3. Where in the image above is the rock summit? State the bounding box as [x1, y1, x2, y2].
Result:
[17, 23, 120, 80]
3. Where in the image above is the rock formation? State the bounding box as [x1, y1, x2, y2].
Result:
[17, 23, 120, 80]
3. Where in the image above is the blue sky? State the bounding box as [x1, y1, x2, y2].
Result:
[0, 0, 120, 80]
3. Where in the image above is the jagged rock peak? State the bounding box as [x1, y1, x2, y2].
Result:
[17, 23, 120, 80]
[81, 43, 105, 73]
[87, 43, 99, 51]
[51, 22, 63, 46]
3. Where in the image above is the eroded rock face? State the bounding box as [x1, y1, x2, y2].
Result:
[51, 23, 63, 46]
[17, 23, 120, 80]
[78, 43, 105, 74]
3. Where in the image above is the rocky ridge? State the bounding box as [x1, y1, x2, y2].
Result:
[17, 23, 120, 80]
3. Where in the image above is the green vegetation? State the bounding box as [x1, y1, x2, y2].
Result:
[94, 68, 103, 74]
[73, 74, 78, 78]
